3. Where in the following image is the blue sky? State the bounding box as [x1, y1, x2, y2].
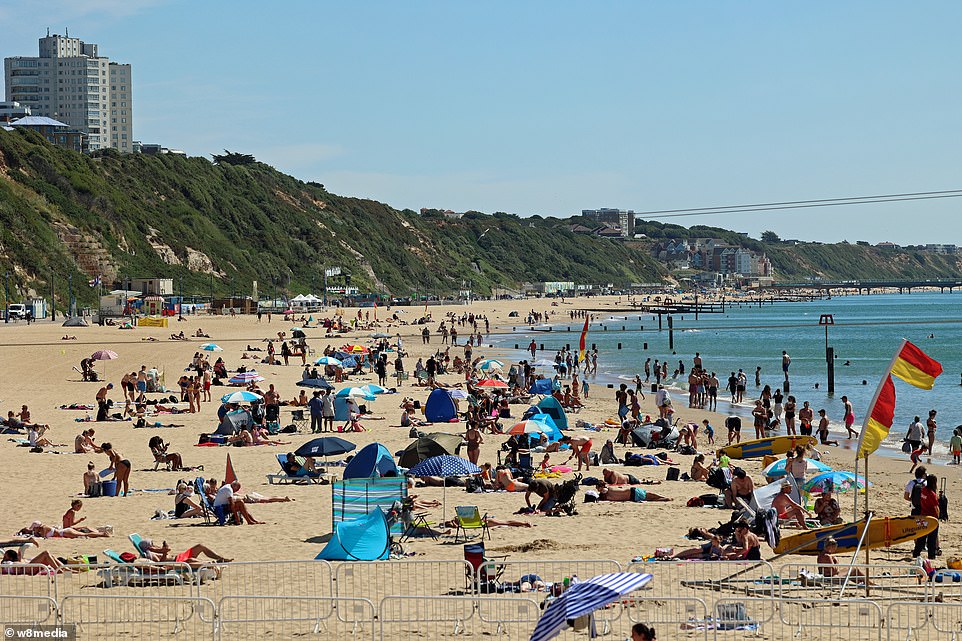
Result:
[3, 1, 961, 244]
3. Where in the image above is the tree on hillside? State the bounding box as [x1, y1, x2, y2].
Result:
[212, 150, 257, 166]
[760, 230, 781, 243]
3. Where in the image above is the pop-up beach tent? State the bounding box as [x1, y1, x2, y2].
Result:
[214, 410, 251, 436]
[537, 396, 568, 430]
[397, 433, 463, 469]
[331, 477, 407, 535]
[343, 443, 400, 479]
[424, 388, 457, 423]
[334, 396, 351, 421]
[528, 413, 564, 442]
[529, 378, 553, 395]
[314, 508, 390, 561]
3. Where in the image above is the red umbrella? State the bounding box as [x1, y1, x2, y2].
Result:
[476, 378, 508, 388]
[508, 419, 551, 435]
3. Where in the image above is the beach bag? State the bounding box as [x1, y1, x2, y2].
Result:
[699, 493, 721, 506]
[707, 468, 731, 490]
[666, 467, 680, 481]
[910, 480, 924, 516]
[677, 445, 697, 456]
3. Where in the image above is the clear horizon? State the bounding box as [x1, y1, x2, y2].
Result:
[3, 1, 960, 245]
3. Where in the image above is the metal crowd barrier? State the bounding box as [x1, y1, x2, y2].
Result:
[776, 562, 928, 601]
[0, 595, 59, 626]
[378, 595, 539, 640]
[625, 560, 776, 610]
[624, 596, 709, 641]
[0, 564, 57, 600]
[59, 595, 216, 641]
[194, 559, 334, 612]
[215, 596, 375, 640]
[56, 561, 197, 601]
[333, 559, 474, 609]
[886, 601, 962, 640]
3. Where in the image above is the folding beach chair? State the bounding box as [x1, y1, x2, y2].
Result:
[266, 454, 326, 485]
[463, 542, 508, 593]
[290, 409, 308, 432]
[454, 506, 490, 543]
[193, 477, 214, 525]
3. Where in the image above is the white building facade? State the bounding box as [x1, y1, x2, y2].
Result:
[4, 33, 132, 152]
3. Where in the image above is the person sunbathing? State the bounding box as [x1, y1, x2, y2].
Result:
[61, 335, 77, 341]
[772, 483, 813, 529]
[596, 482, 671, 502]
[28, 425, 62, 448]
[62, 499, 101, 534]
[498, 467, 529, 493]
[2, 548, 67, 574]
[252, 427, 290, 446]
[816, 537, 871, 583]
[137, 538, 232, 568]
[169, 332, 187, 340]
[601, 468, 656, 486]
[242, 492, 294, 503]
[674, 534, 725, 560]
[18, 521, 110, 539]
[690, 455, 710, 482]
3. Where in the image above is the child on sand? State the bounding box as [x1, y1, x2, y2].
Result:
[910, 445, 928, 473]
[950, 429, 962, 465]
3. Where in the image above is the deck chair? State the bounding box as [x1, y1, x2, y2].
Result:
[266, 454, 325, 485]
[463, 542, 508, 593]
[454, 506, 490, 542]
[100, 549, 184, 588]
[193, 477, 215, 525]
[129, 533, 149, 558]
[290, 409, 308, 432]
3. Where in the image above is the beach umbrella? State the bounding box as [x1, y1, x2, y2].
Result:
[476, 359, 505, 373]
[476, 378, 508, 389]
[341, 356, 359, 368]
[408, 455, 481, 520]
[290, 327, 305, 332]
[360, 384, 388, 395]
[447, 389, 470, 401]
[530, 359, 558, 369]
[347, 345, 369, 354]
[228, 371, 264, 385]
[314, 356, 343, 367]
[508, 419, 553, 435]
[802, 471, 871, 495]
[200, 343, 223, 352]
[296, 378, 335, 390]
[337, 387, 376, 401]
[294, 436, 356, 459]
[371, 332, 391, 339]
[763, 458, 832, 479]
[90, 349, 119, 379]
[221, 390, 262, 404]
[529, 572, 654, 641]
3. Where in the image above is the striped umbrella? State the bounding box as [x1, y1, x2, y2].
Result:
[314, 356, 343, 367]
[228, 371, 264, 385]
[508, 419, 552, 435]
[529, 572, 654, 641]
[360, 384, 388, 395]
[476, 359, 505, 373]
[407, 455, 481, 519]
[90, 350, 119, 361]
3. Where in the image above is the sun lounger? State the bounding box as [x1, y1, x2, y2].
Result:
[266, 454, 329, 485]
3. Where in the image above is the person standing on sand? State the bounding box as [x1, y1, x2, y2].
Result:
[926, 410, 938, 456]
[95, 383, 113, 422]
[101, 442, 131, 496]
[798, 401, 814, 436]
[841, 396, 858, 438]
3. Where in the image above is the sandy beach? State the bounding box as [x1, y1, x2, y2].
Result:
[0, 294, 956, 576]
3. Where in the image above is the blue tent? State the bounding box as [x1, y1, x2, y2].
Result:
[529, 413, 564, 442]
[424, 388, 457, 423]
[334, 396, 351, 422]
[529, 379, 553, 395]
[314, 508, 390, 561]
[537, 396, 568, 430]
[343, 443, 400, 479]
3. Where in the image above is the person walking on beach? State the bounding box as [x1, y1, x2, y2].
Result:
[782, 351, 791, 382]
[615, 384, 629, 421]
[912, 475, 940, 560]
[644, 358, 651, 382]
[308, 391, 323, 434]
[752, 401, 768, 439]
[707, 372, 719, 412]
[736, 370, 747, 404]
[817, 409, 839, 446]
[906, 416, 924, 452]
[840, 396, 858, 439]
[926, 410, 938, 456]
[529, 340, 537, 359]
[727, 372, 738, 404]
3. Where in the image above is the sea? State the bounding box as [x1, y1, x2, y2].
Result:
[491, 291, 962, 459]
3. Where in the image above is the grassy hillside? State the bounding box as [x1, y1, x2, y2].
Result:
[763, 242, 962, 281]
[0, 130, 665, 305]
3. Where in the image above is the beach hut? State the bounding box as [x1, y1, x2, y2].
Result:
[314, 508, 390, 561]
[424, 388, 458, 423]
[343, 443, 400, 479]
[537, 396, 568, 430]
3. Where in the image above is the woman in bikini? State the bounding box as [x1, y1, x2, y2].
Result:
[18, 521, 109, 539]
[101, 442, 131, 496]
[465, 421, 483, 465]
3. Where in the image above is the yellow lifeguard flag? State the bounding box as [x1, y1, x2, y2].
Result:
[890, 340, 943, 389]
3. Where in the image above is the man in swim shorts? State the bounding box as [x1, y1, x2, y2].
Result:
[597, 483, 671, 502]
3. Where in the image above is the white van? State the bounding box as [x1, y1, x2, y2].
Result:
[7, 304, 26, 320]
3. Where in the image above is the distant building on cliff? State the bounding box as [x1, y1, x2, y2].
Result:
[4, 31, 133, 152]
[581, 208, 635, 238]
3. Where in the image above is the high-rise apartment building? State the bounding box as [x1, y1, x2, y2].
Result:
[581, 208, 636, 238]
[4, 32, 133, 152]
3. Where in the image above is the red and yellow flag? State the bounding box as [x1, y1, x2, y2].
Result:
[578, 315, 590, 363]
[856, 375, 896, 459]
[890, 340, 943, 389]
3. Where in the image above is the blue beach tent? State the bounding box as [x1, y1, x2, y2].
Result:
[334, 396, 351, 422]
[424, 388, 458, 423]
[343, 443, 400, 479]
[537, 396, 568, 431]
[529, 379, 553, 396]
[314, 508, 390, 561]
[528, 413, 564, 442]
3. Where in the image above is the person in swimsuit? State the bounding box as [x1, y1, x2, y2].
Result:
[841, 395, 858, 439]
[772, 483, 812, 529]
[101, 442, 131, 496]
[733, 520, 762, 560]
[926, 409, 938, 455]
[798, 402, 814, 436]
[783, 396, 797, 435]
[561, 436, 592, 471]
[18, 521, 109, 539]
[174, 482, 203, 519]
[465, 423, 483, 465]
[498, 468, 529, 494]
[729, 468, 755, 506]
[137, 538, 232, 569]
[814, 487, 842, 525]
[596, 483, 671, 502]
